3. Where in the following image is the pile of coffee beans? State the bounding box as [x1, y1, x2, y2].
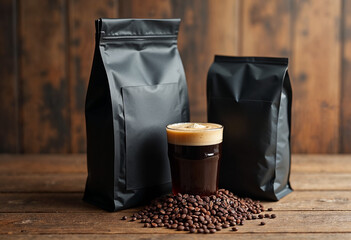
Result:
[121, 189, 276, 233]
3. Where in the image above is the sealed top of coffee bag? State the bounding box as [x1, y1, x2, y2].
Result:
[96, 18, 181, 38]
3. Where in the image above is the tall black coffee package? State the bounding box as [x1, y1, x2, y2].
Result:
[84, 19, 190, 211]
[207, 56, 292, 201]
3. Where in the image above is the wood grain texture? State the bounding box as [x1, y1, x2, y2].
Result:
[291, 154, 351, 173]
[1, 211, 350, 234]
[290, 173, 351, 190]
[173, 0, 240, 122]
[0, 172, 349, 193]
[0, 154, 85, 174]
[118, 0, 172, 18]
[0, 174, 85, 193]
[291, 0, 342, 153]
[241, 0, 291, 57]
[263, 191, 351, 211]
[0, 0, 18, 152]
[340, 0, 351, 153]
[19, 0, 70, 153]
[0, 155, 351, 238]
[0, 191, 350, 213]
[0, 193, 99, 213]
[68, 0, 118, 153]
[2, 234, 351, 240]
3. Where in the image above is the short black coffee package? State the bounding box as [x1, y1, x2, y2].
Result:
[84, 18, 190, 211]
[207, 56, 292, 201]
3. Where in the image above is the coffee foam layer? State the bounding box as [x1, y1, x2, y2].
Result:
[166, 123, 223, 146]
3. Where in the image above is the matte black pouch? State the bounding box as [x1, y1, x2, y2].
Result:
[84, 18, 190, 211]
[207, 56, 292, 201]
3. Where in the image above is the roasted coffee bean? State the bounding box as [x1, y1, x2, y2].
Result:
[177, 226, 185, 231]
[207, 223, 215, 229]
[260, 222, 266, 225]
[215, 225, 222, 231]
[131, 217, 137, 221]
[232, 227, 238, 231]
[268, 208, 273, 211]
[121, 216, 127, 220]
[128, 189, 270, 234]
[264, 214, 270, 218]
[271, 214, 277, 219]
[222, 223, 230, 228]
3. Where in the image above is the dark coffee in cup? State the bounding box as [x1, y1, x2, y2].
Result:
[166, 123, 223, 196]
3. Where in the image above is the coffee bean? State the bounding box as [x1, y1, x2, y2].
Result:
[207, 223, 215, 229]
[268, 208, 273, 211]
[121, 216, 127, 220]
[271, 214, 276, 219]
[264, 214, 270, 218]
[232, 227, 238, 231]
[215, 225, 222, 231]
[222, 223, 229, 228]
[260, 222, 266, 225]
[177, 226, 185, 231]
[128, 189, 268, 234]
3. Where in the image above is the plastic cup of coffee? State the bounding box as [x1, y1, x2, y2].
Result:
[166, 122, 223, 196]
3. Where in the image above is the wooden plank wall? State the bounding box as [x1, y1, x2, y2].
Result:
[0, 0, 348, 153]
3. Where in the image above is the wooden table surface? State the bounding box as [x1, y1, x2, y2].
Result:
[0, 154, 350, 239]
